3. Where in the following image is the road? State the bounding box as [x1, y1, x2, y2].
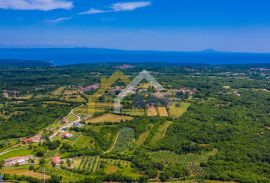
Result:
[49, 106, 82, 141]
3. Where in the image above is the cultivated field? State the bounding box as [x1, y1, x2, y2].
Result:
[135, 124, 154, 146]
[157, 107, 169, 117]
[110, 127, 135, 153]
[169, 102, 190, 118]
[151, 121, 172, 144]
[0, 166, 50, 180]
[122, 108, 145, 116]
[147, 106, 158, 116]
[86, 113, 133, 124]
[150, 149, 218, 165]
[74, 156, 100, 173]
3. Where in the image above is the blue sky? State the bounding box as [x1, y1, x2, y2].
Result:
[0, 0, 270, 52]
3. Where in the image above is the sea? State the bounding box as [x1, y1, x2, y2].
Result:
[0, 48, 270, 66]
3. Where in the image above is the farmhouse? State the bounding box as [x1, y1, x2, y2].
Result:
[22, 135, 42, 144]
[62, 132, 73, 139]
[4, 156, 33, 166]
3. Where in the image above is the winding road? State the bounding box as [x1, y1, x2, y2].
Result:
[49, 106, 82, 141]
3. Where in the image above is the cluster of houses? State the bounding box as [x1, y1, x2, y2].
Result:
[4, 156, 34, 166]
[250, 68, 270, 72]
[173, 87, 197, 96]
[2, 90, 19, 99]
[79, 83, 100, 93]
[22, 135, 42, 144]
[113, 64, 134, 70]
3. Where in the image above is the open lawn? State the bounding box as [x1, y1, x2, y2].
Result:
[169, 102, 190, 118]
[147, 106, 158, 116]
[0, 149, 32, 161]
[86, 113, 133, 124]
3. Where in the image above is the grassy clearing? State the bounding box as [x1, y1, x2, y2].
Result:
[0, 166, 50, 180]
[0, 149, 32, 161]
[157, 107, 168, 117]
[169, 102, 190, 118]
[135, 124, 154, 146]
[73, 135, 95, 149]
[150, 149, 218, 165]
[151, 121, 172, 144]
[86, 113, 133, 124]
[66, 113, 77, 122]
[147, 106, 158, 116]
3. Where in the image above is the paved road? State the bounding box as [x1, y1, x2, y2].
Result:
[49, 106, 82, 141]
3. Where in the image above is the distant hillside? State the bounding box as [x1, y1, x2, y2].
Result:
[0, 59, 51, 67]
[0, 48, 270, 65]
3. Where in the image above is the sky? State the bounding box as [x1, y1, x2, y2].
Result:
[0, 0, 270, 52]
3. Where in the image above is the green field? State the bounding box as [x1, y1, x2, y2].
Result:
[150, 149, 218, 165]
[0, 148, 33, 161]
[66, 113, 77, 122]
[110, 127, 135, 153]
[169, 102, 190, 118]
[76, 156, 100, 173]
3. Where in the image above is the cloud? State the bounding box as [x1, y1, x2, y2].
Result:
[79, 8, 110, 15]
[46, 16, 72, 24]
[0, 0, 73, 11]
[80, 1, 151, 15]
[112, 2, 151, 12]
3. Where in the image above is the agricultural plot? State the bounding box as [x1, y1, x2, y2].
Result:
[64, 95, 86, 103]
[157, 107, 169, 117]
[151, 121, 172, 144]
[51, 86, 65, 96]
[0, 166, 50, 180]
[86, 113, 133, 124]
[169, 102, 190, 118]
[46, 166, 85, 182]
[72, 135, 95, 149]
[147, 106, 158, 116]
[122, 108, 145, 116]
[76, 156, 100, 173]
[101, 158, 131, 168]
[150, 149, 217, 165]
[110, 127, 135, 153]
[135, 124, 154, 146]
